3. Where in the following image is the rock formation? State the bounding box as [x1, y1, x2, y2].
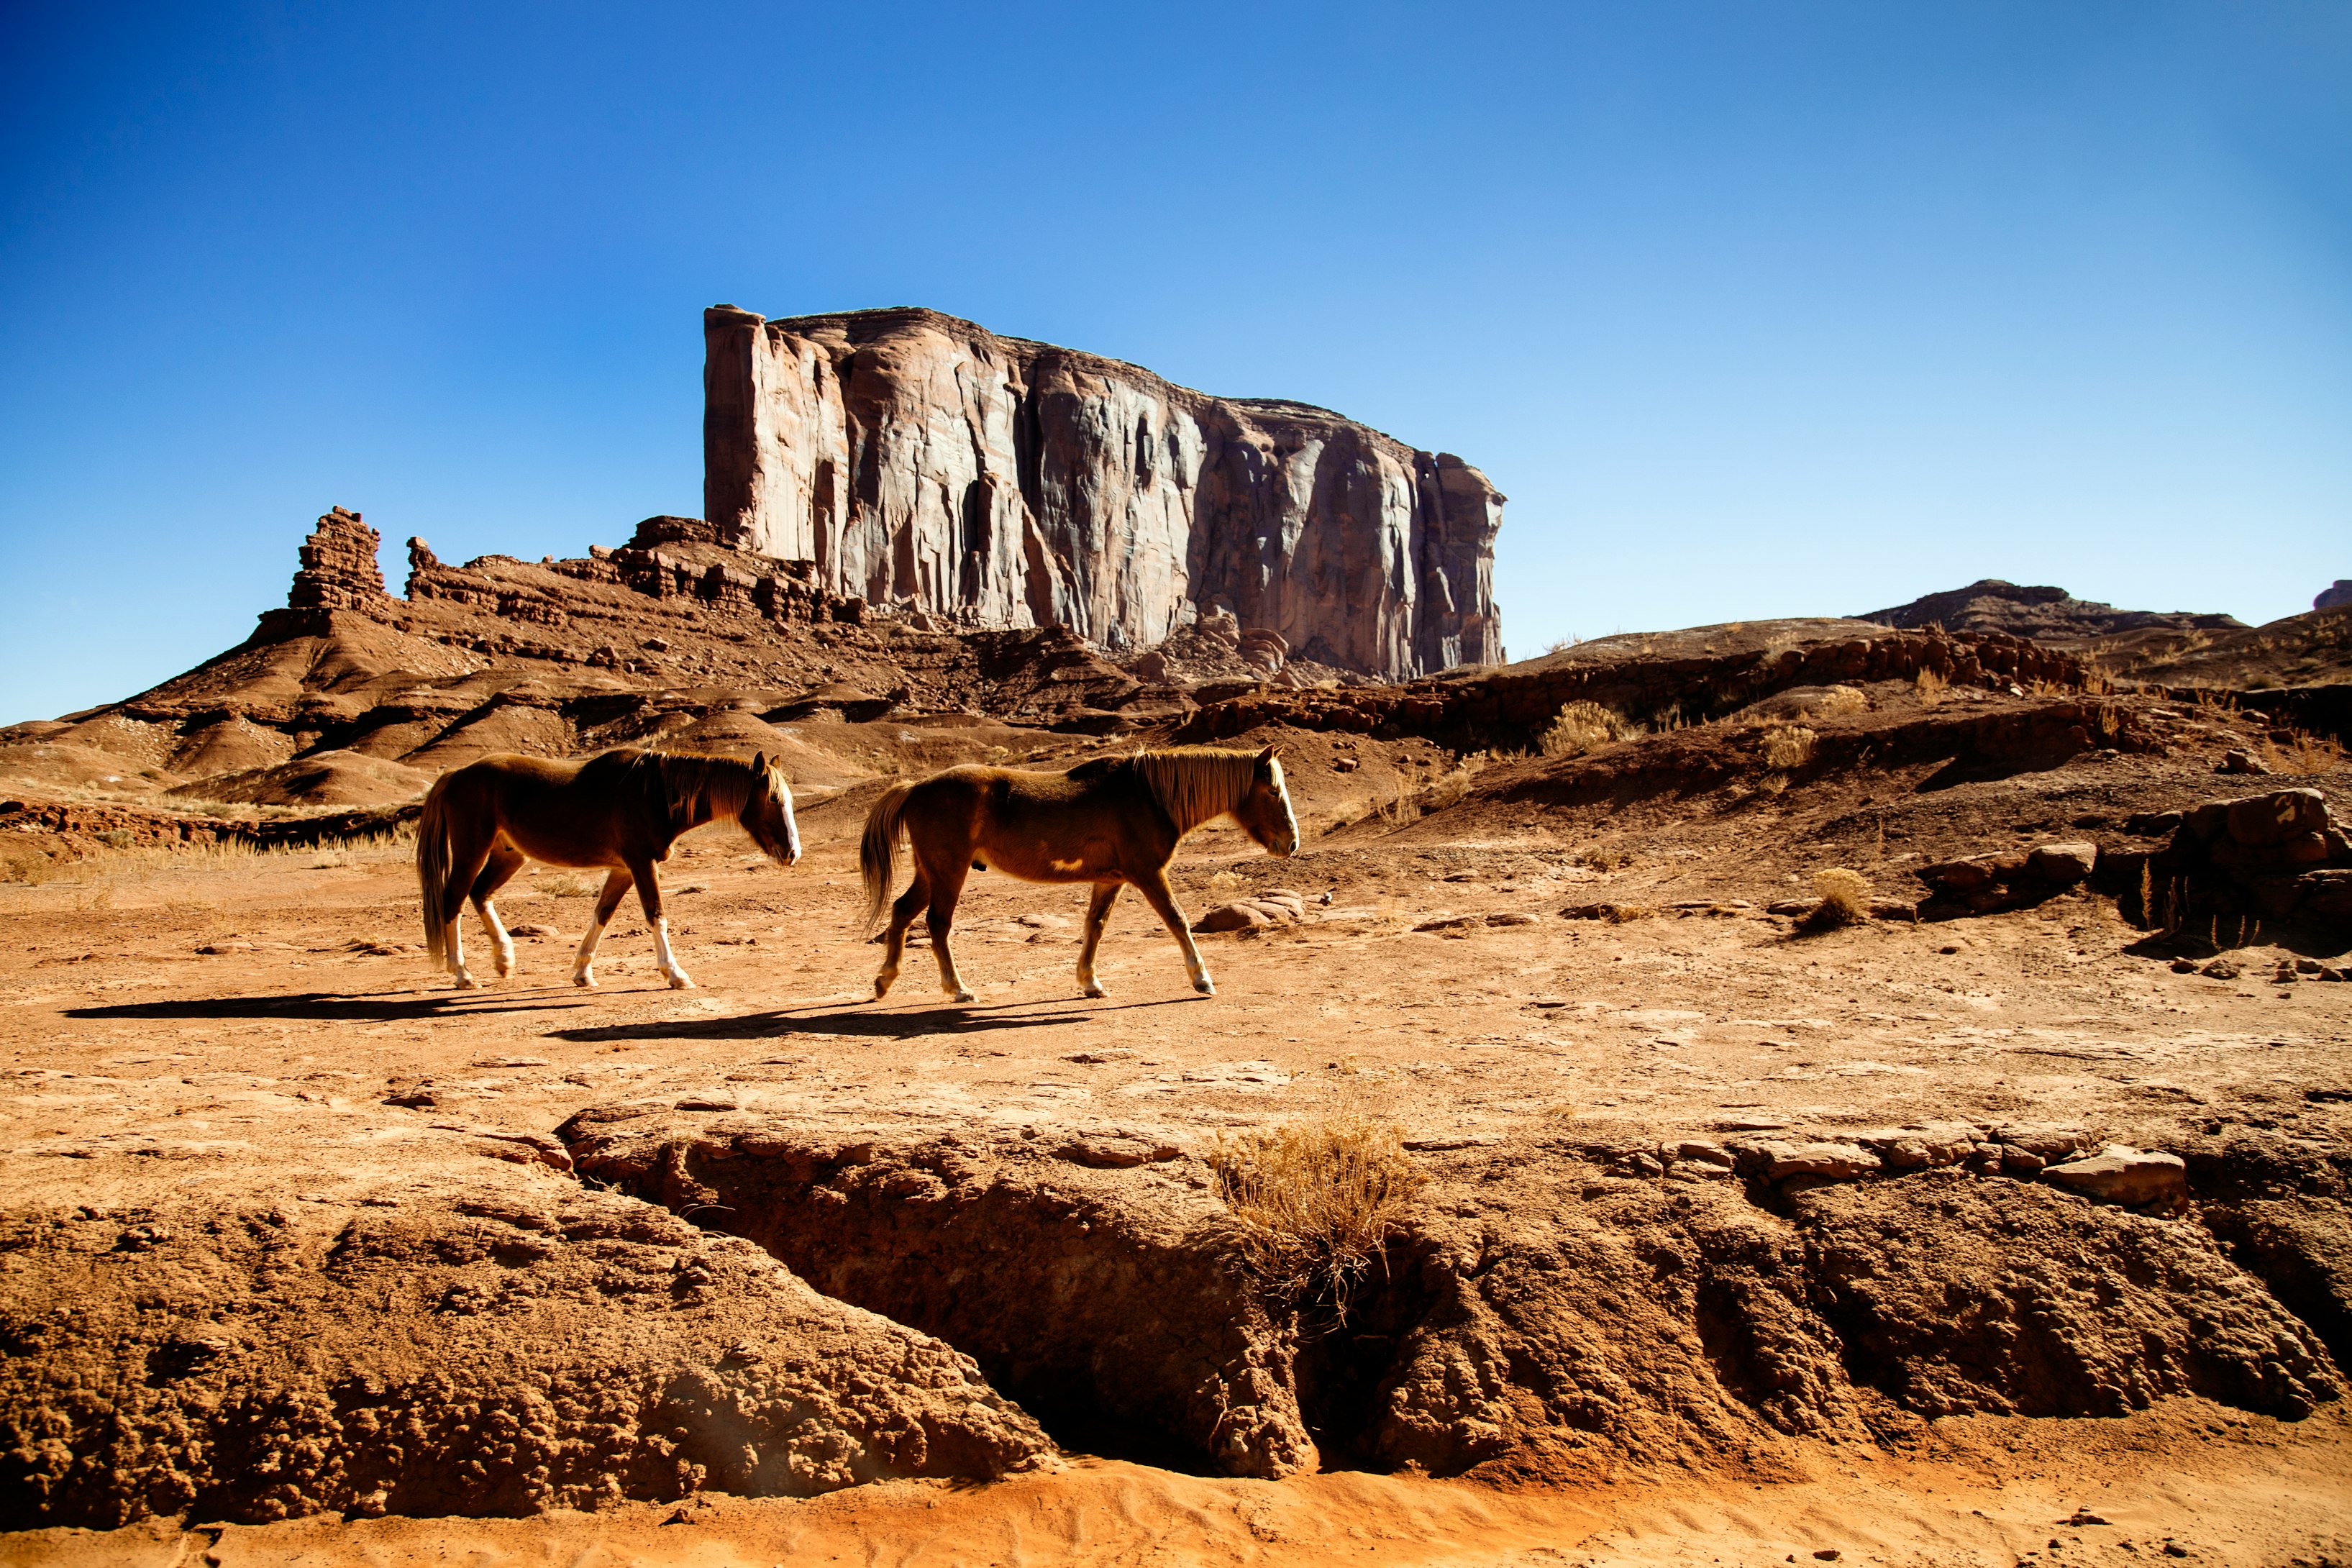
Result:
[703, 306, 1503, 680]
[2317, 580, 2352, 612]
[1858, 579, 2243, 642]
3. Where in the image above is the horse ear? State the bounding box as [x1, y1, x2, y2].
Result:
[1255, 745, 1277, 766]
[752, 750, 767, 775]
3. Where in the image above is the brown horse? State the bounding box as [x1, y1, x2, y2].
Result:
[859, 745, 1298, 1002]
[417, 748, 800, 990]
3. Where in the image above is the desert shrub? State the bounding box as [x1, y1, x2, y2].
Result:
[1572, 844, 1633, 872]
[1915, 667, 1948, 703]
[1761, 725, 1817, 771]
[1544, 634, 1582, 655]
[539, 873, 598, 898]
[1205, 868, 1249, 899]
[1539, 701, 1638, 758]
[1208, 1113, 1420, 1320]
[1805, 867, 1871, 929]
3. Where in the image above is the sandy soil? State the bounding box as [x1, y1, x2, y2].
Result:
[6, 715, 2351, 1563]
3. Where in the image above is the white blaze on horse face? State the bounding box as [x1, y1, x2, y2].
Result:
[1267, 758, 1298, 855]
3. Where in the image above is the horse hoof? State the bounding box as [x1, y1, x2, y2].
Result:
[573, 972, 596, 989]
[454, 975, 481, 992]
[1192, 977, 1216, 996]
[667, 973, 696, 990]
[1082, 982, 1106, 1000]
[873, 978, 893, 1000]
[952, 988, 975, 1003]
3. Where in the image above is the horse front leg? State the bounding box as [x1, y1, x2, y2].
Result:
[572, 870, 632, 988]
[1134, 868, 1214, 997]
[1076, 881, 1120, 999]
[875, 872, 929, 1000]
[626, 857, 693, 989]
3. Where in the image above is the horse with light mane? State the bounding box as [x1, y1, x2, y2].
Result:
[859, 745, 1297, 1002]
[417, 748, 800, 990]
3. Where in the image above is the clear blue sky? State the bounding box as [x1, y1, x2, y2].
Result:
[4, 2, 2346, 722]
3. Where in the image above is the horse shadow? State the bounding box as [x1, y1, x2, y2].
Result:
[66, 990, 593, 1024]
[547, 995, 1195, 1044]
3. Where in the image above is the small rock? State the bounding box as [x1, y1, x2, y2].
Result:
[2042, 1146, 2188, 1208]
[507, 924, 560, 939]
[1193, 902, 1275, 933]
[675, 1096, 739, 1112]
[2200, 959, 2241, 980]
[2026, 842, 2097, 885]
[1767, 898, 1820, 916]
[2217, 748, 2271, 775]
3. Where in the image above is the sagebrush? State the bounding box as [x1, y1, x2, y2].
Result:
[1762, 724, 1817, 771]
[1539, 701, 1638, 758]
[1807, 866, 1871, 928]
[1208, 1114, 1421, 1321]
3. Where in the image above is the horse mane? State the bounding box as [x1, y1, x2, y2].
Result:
[646, 749, 769, 824]
[1130, 747, 1264, 834]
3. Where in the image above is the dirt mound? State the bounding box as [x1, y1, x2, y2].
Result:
[164, 749, 432, 808]
[0, 1180, 1050, 1529]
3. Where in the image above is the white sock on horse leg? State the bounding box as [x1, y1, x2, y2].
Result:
[571, 914, 608, 987]
[447, 919, 478, 989]
[652, 917, 693, 988]
[478, 901, 514, 976]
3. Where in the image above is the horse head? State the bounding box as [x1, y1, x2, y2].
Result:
[1234, 745, 1299, 858]
[744, 751, 803, 867]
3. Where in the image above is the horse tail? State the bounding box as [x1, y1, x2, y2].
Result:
[418, 772, 455, 962]
[858, 781, 915, 932]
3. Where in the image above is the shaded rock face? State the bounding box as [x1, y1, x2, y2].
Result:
[2317, 580, 2352, 612]
[1858, 579, 2243, 642]
[704, 306, 1504, 680]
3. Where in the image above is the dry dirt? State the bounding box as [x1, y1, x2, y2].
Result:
[5, 691, 2351, 1566]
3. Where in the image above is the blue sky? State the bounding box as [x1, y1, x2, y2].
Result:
[3, 1, 2346, 722]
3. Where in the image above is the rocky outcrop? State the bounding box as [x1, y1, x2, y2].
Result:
[703, 305, 1503, 680]
[2101, 786, 2352, 938]
[2317, 581, 2352, 612]
[1859, 579, 2243, 642]
[285, 507, 396, 616]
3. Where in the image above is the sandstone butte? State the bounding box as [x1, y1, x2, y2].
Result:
[703, 304, 1505, 680]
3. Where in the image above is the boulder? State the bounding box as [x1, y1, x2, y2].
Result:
[2225, 788, 2329, 848]
[2025, 842, 2097, 885]
[2041, 1147, 2188, 1208]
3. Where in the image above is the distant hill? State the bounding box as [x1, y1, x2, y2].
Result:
[1856, 580, 2244, 642]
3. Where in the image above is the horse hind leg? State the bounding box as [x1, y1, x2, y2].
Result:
[571, 870, 632, 988]
[471, 846, 526, 977]
[874, 883, 926, 1003]
[1076, 881, 1120, 999]
[923, 859, 975, 1003]
[440, 821, 498, 990]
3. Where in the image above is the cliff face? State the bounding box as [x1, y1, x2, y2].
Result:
[703, 306, 1503, 680]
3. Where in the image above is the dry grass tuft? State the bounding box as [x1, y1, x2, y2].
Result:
[1915, 667, 1948, 704]
[1208, 1077, 1421, 1321]
[537, 873, 600, 898]
[2263, 729, 2345, 775]
[1539, 701, 1638, 758]
[1804, 867, 1871, 929]
[1761, 724, 1818, 771]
